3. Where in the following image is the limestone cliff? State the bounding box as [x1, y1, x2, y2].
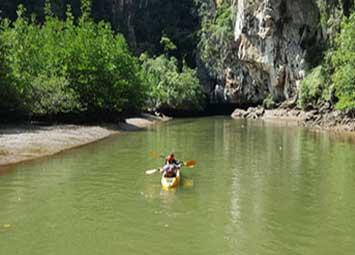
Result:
[1, 0, 352, 109]
[211, 0, 354, 107]
[228, 0, 323, 105]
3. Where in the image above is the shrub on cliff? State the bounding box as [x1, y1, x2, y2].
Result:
[298, 9, 355, 111]
[331, 11, 355, 110]
[298, 66, 330, 108]
[197, 0, 234, 78]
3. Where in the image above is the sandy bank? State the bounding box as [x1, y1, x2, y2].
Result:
[0, 113, 170, 168]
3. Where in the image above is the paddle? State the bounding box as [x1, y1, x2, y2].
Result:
[146, 152, 164, 175]
[145, 160, 196, 175]
[184, 160, 196, 168]
[148, 151, 164, 158]
[145, 168, 160, 175]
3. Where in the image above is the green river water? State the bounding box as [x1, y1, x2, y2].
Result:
[1, 117, 355, 255]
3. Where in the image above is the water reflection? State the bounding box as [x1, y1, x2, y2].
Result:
[1, 117, 355, 255]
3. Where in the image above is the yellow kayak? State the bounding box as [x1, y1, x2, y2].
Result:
[161, 169, 181, 189]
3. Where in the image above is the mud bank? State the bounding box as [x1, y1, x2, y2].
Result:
[0, 113, 170, 168]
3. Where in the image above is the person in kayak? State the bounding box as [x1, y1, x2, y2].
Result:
[160, 154, 182, 177]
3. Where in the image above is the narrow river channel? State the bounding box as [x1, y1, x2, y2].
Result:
[1, 117, 355, 255]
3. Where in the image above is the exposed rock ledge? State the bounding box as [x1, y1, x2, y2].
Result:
[0, 113, 170, 169]
[232, 106, 355, 133]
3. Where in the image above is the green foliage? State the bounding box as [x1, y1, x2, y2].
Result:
[160, 35, 177, 53]
[28, 75, 80, 115]
[0, 31, 21, 113]
[80, 0, 92, 22]
[262, 94, 276, 109]
[316, 0, 355, 46]
[0, 3, 145, 116]
[298, 66, 330, 108]
[331, 11, 355, 110]
[141, 54, 205, 112]
[297, 6, 355, 111]
[44, 0, 53, 17]
[0, 0, 200, 67]
[197, 0, 234, 78]
[65, 20, 145, 113]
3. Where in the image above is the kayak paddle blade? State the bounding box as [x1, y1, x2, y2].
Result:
[148, 151, 164, 158]
[184, 160, 196, 168]
[145, 169, 158, 175]
[148, 152, 159, 157]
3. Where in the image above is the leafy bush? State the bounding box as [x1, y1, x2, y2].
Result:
[298, 66, 330, 108]
[330, 11, 355, 110]
[141, 54, 205, 112]
[0, 32, 21, 113]
[262, 94, 276, 109]
[0, 1, 206, 118]
[0, 2, 145, 116]
[28, 75, 80, 115]
[298, 6, 355, 110]
[66, 18, 145, 113]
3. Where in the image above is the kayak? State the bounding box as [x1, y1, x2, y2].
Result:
[161, 169, 181, 189]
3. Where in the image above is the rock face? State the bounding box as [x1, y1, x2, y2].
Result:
[0, 0, 343, 109]
[227, 0, 323, 105]
[93, 0, 199, 58]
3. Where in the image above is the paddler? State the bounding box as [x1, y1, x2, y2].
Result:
[160, 154, 182, 177]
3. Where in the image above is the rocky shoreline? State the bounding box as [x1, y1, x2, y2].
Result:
[231, 106, 355, 133]
[0, 113, 170, 170]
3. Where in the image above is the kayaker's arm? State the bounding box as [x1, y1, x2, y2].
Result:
[175, 160, 183, 168]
